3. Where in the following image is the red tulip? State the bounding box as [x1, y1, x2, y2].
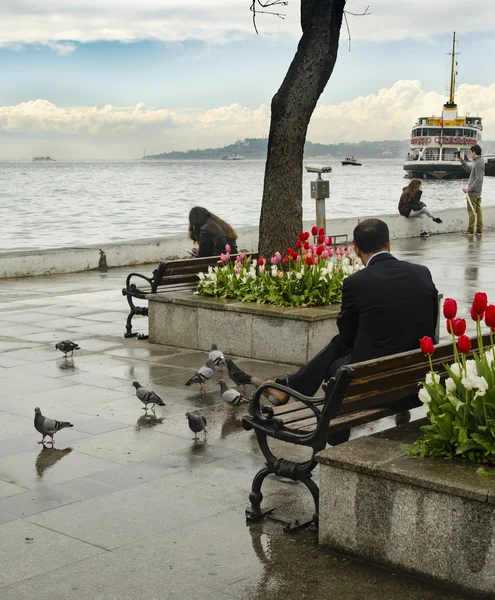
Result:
[304, 232, 310, 240]
[419, 336, 435, 355]
[457, 335, 471, 354]
[303, 241, 310, 250]
[443, 298, 457, 319]
[305, 256, 313, 266]
[446, 319, 453, 334]
[316, 245, 324, 256]
[452, 318, 466, 336]
[311, 225, 318, 236]
[485, 305, 495, 328]
[299, 232, 305, 241]
[326, 236, 333, 246]
[319, 227, 325, 235]
[471, 307, 481, 322]
[292, 251, 299, 261]
[317, 234, 325, 244]
[257, 257, 266, 266]
[472, 292, 488, 315]
[286, 247, 293, 256]
[295, 240, 302, 249]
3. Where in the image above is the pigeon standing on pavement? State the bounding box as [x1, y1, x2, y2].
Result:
[218, 379, 249, 414]
[209, 343, 226, 366]
[34, 407, 73, 445]
[132, 381, 166, 411]
[185, 359, 216, 392]
[224, 358, 252, 392]
[185, 412, 207, 440]
[55, 340, 80, 357]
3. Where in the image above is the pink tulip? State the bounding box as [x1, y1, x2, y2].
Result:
[247, 257, 252, 263]
[329, 248, 334, 256]
[275, 251, 282, 262]
[278, 271, 284, 278]
[235, 268, 240, 275]
[334, 267, 339, 274]
[321, 250, 329, 259]
[259, 266, 265, 274]
[325, 237, 332, 245]
[225, 244, 231, 253]
[313, 257, 319, 265]
[271, 255, 279, 265]
[302, 248, 307, 255]
[337, 254, 342, 262]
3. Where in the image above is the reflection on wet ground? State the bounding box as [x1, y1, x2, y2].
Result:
[0, 232, 488, 598]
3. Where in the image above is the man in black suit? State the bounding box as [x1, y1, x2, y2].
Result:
[252, 218, 438, 404]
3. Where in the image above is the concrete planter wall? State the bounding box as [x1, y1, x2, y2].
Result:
[147, 292, 340, 366]
[316, 423, 495, 598]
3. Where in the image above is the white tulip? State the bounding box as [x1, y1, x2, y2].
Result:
[295, 272, 303, 280]
[445, 378, 456, 393]
[450, 363, 461, 378]
[474, 376, 489, 396]
[418, 387, 431, 405]
[426, 372, 440, 385]
[465, 360, 477, 375]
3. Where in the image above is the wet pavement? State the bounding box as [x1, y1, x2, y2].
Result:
[0, 231, 489, 600]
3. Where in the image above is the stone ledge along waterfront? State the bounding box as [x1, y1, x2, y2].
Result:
[0, 232, 491, 599]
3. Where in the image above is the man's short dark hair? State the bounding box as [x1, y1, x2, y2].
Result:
[471, 144, 482, 156]
[353, 219, 390, 254]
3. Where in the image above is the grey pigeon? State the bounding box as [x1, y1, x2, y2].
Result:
[34, 407, 73, 445]
[132, 381, 165, 411]
[218, 379, 249, 414]
[185, 412, 207, 440]
[209, 343, 226, 366]
[185, 359, 216, 392]
[224, 358, 252, 392]
[55, 340, 80, 357]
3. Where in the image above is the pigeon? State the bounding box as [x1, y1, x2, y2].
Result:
[224, 358, 252, 392]
[34, 407, 73, 445]
[186, 412, 207, 440]
[185, 359, 216, 392]
[209, 343, 226, 366]
[132, 382, 166, 411]
[218, 379, 249, 414]
[55, 340, 80, 357]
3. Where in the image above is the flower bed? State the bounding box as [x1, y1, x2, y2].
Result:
[196, 226, 363, 307]
[410, 292, 495, 463]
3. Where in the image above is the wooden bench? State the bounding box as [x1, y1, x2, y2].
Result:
[122, 253, 258, 339]
[242, 333, 487, 532]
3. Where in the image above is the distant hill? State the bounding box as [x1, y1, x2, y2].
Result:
[143, 138, 495, 161]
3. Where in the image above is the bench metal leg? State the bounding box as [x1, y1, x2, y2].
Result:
[245, 433, 319, 533]
[124, 305, 148, 339]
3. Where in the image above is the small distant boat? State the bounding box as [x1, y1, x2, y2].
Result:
[32, 156, 55, 161]
[341, 157, 362, 166]
[222, 154, 244, 161]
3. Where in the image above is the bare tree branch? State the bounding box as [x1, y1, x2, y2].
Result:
[250, 0, 288, 35]
[344, 5, 371, 51]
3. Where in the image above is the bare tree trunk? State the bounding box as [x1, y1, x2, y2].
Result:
[258, 0, 346, 259]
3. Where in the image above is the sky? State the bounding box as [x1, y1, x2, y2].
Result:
[1, 0, 495, 159]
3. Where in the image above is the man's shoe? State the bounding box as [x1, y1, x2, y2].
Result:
[476, 231, 483, 237]
[432, 217, 443, 224]
[250, 377, 289, 405]
[461, 231, 474, 236]
[419, 231, 429, 238]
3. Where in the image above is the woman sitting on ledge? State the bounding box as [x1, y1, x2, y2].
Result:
[188, 206, 238, 257]
[398, 179, 442, 238]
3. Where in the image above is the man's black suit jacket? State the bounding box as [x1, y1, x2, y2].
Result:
[337, 252, 438, 363]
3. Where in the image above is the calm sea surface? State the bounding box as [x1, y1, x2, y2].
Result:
[1, 158, 494, 253]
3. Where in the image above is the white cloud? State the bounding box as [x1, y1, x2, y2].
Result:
[1, 80, 495, 158]
[0, 1, 494, 48]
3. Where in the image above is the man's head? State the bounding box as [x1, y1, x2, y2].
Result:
[353, 219, 391, 265]
[470, 144, 482, 158]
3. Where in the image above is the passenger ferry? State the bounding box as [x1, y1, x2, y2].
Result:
[403, 33, 482, 180]
[341, 156, 362, 166]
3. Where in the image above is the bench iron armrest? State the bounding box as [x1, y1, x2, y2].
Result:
[123, 271, 155, 298]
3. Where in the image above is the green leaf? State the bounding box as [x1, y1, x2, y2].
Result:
[476, 467, 491, 478]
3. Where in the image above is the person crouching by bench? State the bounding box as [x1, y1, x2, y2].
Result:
[252, 218, 438, 405]
[188, 206, 238, 257]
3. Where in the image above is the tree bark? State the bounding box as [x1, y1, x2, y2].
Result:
[258, 0, 346, 259]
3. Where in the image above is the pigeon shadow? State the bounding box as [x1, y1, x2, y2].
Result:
[58, 357, 78, 371]
[35, 446, 73, 480]
[135, 413, 165, 431]
[220, 412, 244, 438]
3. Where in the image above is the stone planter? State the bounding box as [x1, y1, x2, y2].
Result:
[147, 291, 340, 366]
[316, 422, 495, 598]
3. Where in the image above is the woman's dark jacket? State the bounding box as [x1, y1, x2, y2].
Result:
[398, 188, 426, 217]
[197, 219, 238, 257]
